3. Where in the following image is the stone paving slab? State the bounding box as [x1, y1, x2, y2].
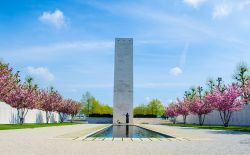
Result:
[140, 138, 151, 141]
[1, 124, 249, 155]
[131, 138, 142, 141]
[103, 138, 114, 141]
[95, 138, 105, 141]
[55, 124, 110, 140]
[84, 137, 96, 141]
[123, 138, 133, 141]
[149, 138, 161, 141]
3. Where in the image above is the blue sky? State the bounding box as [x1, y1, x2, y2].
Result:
[1, 0, 250, 106]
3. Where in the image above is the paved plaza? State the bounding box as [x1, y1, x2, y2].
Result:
[0, 124, 250, 155]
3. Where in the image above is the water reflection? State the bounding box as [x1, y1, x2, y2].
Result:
[113, 125, 133, 137]
[91, 125, 173, 138]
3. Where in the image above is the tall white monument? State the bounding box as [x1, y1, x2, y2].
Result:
[113, 38, 133, 124]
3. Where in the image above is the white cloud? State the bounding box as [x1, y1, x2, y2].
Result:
[145, 97, 151, 102]
[212, 1, 250, 19]
[213, 3, 231, 18]
[39, 9, 66, 28]
[183, 0, 205, 8]
[169, 67, 183, 77]
[27, 66, 55, 81]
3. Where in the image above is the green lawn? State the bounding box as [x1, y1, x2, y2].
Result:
[0, 122, 80, 130]
[164, 123, 250, 132]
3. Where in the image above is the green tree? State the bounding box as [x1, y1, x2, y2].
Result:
[81, 92, 113, 116]
[101, 105, 113, 115]
[147, 99, 164, 117]
[233, 63, 249, 103]
[134, 104, 147, 116]
[80, 92, 92, 116]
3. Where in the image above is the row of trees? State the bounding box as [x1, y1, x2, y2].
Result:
[134, 99, 164, 117]
[165, 64, 250, 127]
[81, 92, 113, 116]
[0, 62, 81, 124]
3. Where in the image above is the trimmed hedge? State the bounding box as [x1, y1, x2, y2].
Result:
[133, 114, 157, 118]
[89, 114, 113, 117]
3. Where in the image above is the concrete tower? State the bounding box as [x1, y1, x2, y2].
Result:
[113, 38, 133, 124]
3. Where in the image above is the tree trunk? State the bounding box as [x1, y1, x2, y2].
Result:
[173, 117, 176, 124]
[219, 110, 232, 127]
[17, 108, 28, 125]
[71, 114, 74, 123]
[198, 114, 206, 126]
[59, 113, 65, 123]
[183, 115, 187, 124]
[45, 111, 51, 124]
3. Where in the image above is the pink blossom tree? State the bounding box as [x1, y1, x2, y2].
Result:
[175, 98, 190, 124]
[56, 99, 81, 123]
[188, 86, 213, 126]
[6, 83, 38, 124]
[244, 77, 250, 103]
[206, 84, 244, 127]
[67, 100, 81, 122]
[0, 62, 20, 102]
[38, 87, 63, 123]
[165, 103, 178, 124]
[56, 99, 71, 123]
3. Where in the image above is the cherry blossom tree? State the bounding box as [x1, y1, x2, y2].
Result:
[165, 103, 178, 124]
[206, 84, 244, 127]
[38, 87, 63, 123]
[189, 86, 213, 126]
[0, 62, 20, 102]
[244, 77, 250, 103]
[6, 83, 38, 124]
[175, 98, 190, 124]
[55, 99, 71, 123]
[68, 100, 81, 122]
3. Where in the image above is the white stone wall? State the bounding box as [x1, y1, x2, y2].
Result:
[176, 104, 250, 126]
[0, 102, 60, 124]
[133, 118, 166, 125]
[113, 38, 133, 124]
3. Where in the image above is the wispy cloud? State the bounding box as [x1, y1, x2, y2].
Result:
[2, 40, 114, 61]
[179, 43, 189, 68]
[39, 9, 67, 29]
[169, 43, 189, 77]
[92, 2, 215, 40]
[64, 82, 190, 89]
[213, 3, 231, 18]
[27, 66, 55, 81]
[213, 0, 250, 19]
[22, 40, 113, 53]
[135, 82, 190, 88]
[183, 0, 206, 8]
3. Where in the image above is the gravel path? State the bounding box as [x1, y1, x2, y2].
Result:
[0, 124, 249, 155]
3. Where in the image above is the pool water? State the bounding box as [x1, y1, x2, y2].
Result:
[89, 125, 173, 138]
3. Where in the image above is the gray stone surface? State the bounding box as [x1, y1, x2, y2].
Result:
[113, 38, 133, 124]
[0, 124, 250, 155]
